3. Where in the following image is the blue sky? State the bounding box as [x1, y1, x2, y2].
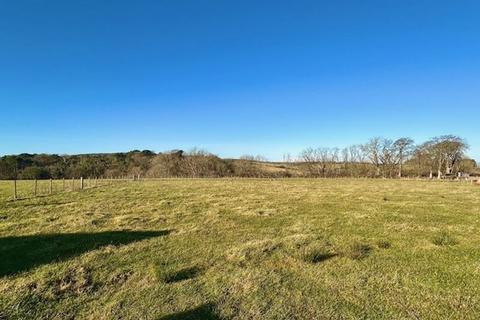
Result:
[1, 1, 479, 161]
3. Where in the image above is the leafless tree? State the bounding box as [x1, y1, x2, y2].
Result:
[300, 148, 321, 177]
[393, 138, 415, 178]
[342, 148, 350, 176]
[282, 153, 293, 163]
[431, 135, 468, 178]
[413, 141, 437, 178]
[363, 138, 382, 177]
[378, 139, 397, 178]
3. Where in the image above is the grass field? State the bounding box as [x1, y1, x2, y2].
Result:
[1, 179, 480, 319]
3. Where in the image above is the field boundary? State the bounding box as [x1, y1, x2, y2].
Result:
[3, 177, 135, 201]
[3, 175, 478, 202]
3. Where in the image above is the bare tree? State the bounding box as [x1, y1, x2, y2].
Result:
[363, 138, 382, 177]
[300, 148, 321, 177]
[413, 141, 437, 178]
[254, 155, 268, 162]
[393, 138, 415, 178]
[240, 154, 256, 161]
[378, 139, 397, 177]
[342, 148, 350, 176]
[282, 153, 293, 163]
[411, 136, 468, 179]
[432, 135, 468, 177]
[329, 148, 340, 176]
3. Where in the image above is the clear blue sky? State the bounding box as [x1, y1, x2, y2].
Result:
[1, 1, 479, 161]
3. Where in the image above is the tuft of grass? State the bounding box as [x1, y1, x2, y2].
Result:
[301, 248, 337, 264]
[108, 269, 133, 286]
[297, 240, 337, 264]
[226, 240, 281, 265]
[376, 240, 391, 249]
[432, 231, 458, 246]
[348, 242, 372, 260]
[46, 266, 96, 298]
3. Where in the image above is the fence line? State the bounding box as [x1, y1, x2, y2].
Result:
[7, 176, 140, 201]
[6, 174, 480, 201]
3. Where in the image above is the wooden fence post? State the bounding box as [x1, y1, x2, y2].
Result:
[34, 179, 38, 196]
[63, 178, 65, 191]
[71, 177, 74, 191]
[13, 179, 17, 200]
[49, 178, 53, 194]
[80, 177, 84, 190]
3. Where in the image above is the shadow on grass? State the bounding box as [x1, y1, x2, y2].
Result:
[0, 230, 170, 277]
[164, 266, 203, 283]
[158, 303, 222, 320]
[307, 252, 338, 264]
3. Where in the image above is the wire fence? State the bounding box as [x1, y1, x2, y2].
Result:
[1, 177, 139, 202]
[2, 175, 479, 202]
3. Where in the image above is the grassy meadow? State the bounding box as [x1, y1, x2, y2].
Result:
[1, 179, 480, 319]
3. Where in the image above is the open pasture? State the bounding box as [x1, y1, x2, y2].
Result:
[1, 179, 480, 319]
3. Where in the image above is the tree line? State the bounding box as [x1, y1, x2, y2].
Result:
[0, 149, 259, 179]
[298, 135, 475, 178]
[0, 135, 476, 180]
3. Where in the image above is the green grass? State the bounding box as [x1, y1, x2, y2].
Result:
[1, 179, 480, 319]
